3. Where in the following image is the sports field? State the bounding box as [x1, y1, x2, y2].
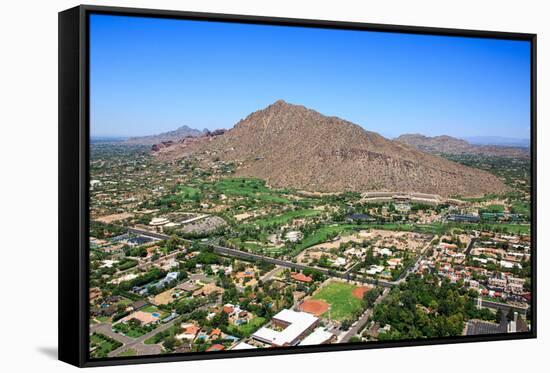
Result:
[311, 281, 363, 320]
[298, 299, 329, 317]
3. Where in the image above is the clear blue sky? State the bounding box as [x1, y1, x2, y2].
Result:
[90, 14, 531, 139]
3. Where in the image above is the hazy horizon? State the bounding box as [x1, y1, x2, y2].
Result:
[90, 14, 531, 139]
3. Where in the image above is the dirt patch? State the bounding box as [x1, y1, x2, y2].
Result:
[153, 289, 175, 306]
[95, 212, 134, 224]
[352, 286, 372, 300]
[298, 299, 329, 317]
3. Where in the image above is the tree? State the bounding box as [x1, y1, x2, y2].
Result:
[166, 235, 180, 252]
[496, 308, 503, 322]
[163, 337, 176, 351]
[340, 319, 352, 330]
[363, 287, 381, 308]
[507, 308, 515, 322]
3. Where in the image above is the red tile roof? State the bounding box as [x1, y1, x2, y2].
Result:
[210, 328, 222, 337]
[206, 344, 225, 352]
[184, 325, 200, 335]
[291, 272, 313, 283]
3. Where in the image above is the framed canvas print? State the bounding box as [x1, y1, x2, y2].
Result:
[58, 5, 537, 367]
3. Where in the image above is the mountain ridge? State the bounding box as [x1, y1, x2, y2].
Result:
[152, 100, 509, 197]
[395, 133, 530, 158]
[124, 125, 206, 145]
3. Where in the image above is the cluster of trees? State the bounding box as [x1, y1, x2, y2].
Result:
[90, 221, 126, 239]
[181, 249, 224, 271]
[364, 247, 378, 267]
[302, 268, 325, 282]
[174, 295, 214, 315]
[372, 274, 495, 340]
[117, 267, 166, 292]
[124, 245, 147, 257]
[362, 286, 384, 309]
[441, 235, 467, 249]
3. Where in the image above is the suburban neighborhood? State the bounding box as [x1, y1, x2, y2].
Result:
[88, 141, 532, 358]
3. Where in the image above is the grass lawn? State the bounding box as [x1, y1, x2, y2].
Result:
[118, 348, 137, 357]
[144, 326, 176, 345]
[90, 333, 122, 358]
[480, 204, 505, 213]
[177, 185, 201, 200]
[117, 297, 134, 306]
[117, 258, 138, 271]
[454, 193, 501, 203]
[479, 223, 531, 234]
[511, 201, 530, 216]
[252, 209, 321, 227]
[213, 178, 292, 204]
[228, 239, 286, 255]
[113, 321, 157, 338]
[141, 305, 159, 313]
[227, 317, 266, 337]
[312, 282, 363, 320]
[289, 221, 471, 257]
[140, 304, 168, 317]
[291, 224, 378, 256]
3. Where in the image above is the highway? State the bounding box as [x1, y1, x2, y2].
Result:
[128, 227, 172, 241]
[211, 244, 396, 287]
[124, 228, 398, 288]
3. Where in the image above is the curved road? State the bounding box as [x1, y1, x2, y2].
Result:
[90, 319, 178, 358]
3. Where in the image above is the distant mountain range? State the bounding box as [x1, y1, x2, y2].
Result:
[151, 100, 508, 197]
[395, 134, 530, 158]
[124, 125, 206, 145]
[462, 136, 530, 147]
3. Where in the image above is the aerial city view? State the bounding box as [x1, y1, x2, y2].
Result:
[88, 15, 532, 358]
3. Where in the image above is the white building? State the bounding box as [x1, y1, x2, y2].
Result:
[378, 248, 393, 256]
[366, 265, 384, 275]
[231, 342, 257, 350]
[150, 217, 170, 226]
[252, 309, 319, 347]
[333, 257, 347, 267]
[285, 231, 303, 243]
[299, 327, 334, 346]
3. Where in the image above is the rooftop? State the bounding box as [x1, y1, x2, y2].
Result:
[299, 327, 334, 346]
[252, 309, 318, 347]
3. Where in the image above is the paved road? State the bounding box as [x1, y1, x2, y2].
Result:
[260, 265, 284, 282]
[213, 245, 331, 274]
[121, 228, 397, 287]
[343, 262, 362, 277]
[393, 236, 436, 285]
[465, 237, 477, 257]
[124, 228, 418, 289]
[117, 247, 187, 276]
[107, 318, 179, 358]
[481, 299, 528, 315]
[91, 322, 133, 345]
[213, 244, 397, 288]
[339, 288, 390, 343]
[128, 228, 172, 241]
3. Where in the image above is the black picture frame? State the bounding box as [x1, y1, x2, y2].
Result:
[59, 4, 537, 368]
